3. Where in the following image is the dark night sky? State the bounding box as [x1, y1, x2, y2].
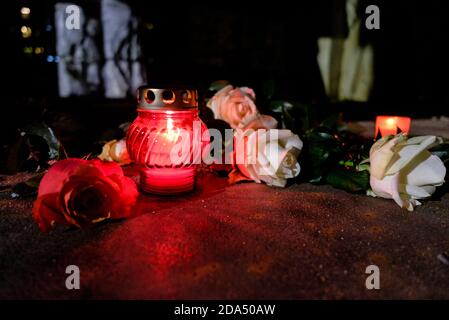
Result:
[3, 0, 449, 112]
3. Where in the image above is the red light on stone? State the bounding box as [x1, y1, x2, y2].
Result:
[126, 88, 208, 195]
[375, 116, 411, 138]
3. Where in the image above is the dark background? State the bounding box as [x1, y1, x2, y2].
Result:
[4, 0, 449, 104]
[1, 0, 449, 169]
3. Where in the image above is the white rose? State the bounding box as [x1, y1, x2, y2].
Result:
[98, 139, 131, 165]
[369, 134, 446, 211]
[234, 129, 303, 187]
[207, 85, 276, 129]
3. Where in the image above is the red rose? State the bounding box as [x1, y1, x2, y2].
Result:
[33, 158, 138, 232]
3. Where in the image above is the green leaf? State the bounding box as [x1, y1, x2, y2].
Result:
[321, 113, 341, 130]
[430, 140, 449, 164]
[23, 122, 61, 159]
[431, 150, 449, 162]
[24, 172, 45, 189]
[308, 145, 330, 166]
[262, 79, 276, 100]
[309, 176, 324, 184]
[209, 80, 230, 92]
[269, 100, 314, 133]
[5, 134, 29, 173]
[326, 169, 370, 193]
[269, 100, 292, 113]
[306, 130, 336, 143]
[301, 127, 343, 183]
[11, 182, 38, 198]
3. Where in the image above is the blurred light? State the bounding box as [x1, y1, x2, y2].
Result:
[23, 46, 33, 54]
[144, 23, 154, 30]
[54, 56, 60, 63]
[21, 26, 32, 38]
[45, 24, 52, 32]
[34, 47, 44, 54]
[21, 7, 31, 15]
[47, 55, 54, 63]
[386, 118, 395, 126]
[21, 7, 30, 19]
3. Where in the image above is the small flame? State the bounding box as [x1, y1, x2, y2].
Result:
[165, 118, 179, 142]
[385, 117, 397, 128]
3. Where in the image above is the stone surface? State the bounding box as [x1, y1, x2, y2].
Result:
[1, 172, 449, 299]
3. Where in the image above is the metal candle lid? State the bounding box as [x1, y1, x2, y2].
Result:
[137, 87, 198, 110]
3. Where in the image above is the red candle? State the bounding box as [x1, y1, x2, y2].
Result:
[375, 116, 411, 138]
[127, 88, 208, 195]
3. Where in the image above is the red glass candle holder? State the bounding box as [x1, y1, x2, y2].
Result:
[375, 116, 411, 138]
[126, 87, 208, 195]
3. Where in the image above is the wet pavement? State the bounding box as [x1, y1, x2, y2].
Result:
[1, 173, 449, 299]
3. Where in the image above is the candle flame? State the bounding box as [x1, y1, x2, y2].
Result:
[386, 117, 397, 128]
[165, 118, 179, 142]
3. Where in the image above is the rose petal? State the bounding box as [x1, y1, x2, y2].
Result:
[207, 85, 234, 120]
[38, 158, 87, 196]
[32, 193, 69, 232]
[207, 85, 260, 129]
[229, 169, 253, 184]
[385, 136, 437, 176]
[404, 154, 446, 187]
[242, 114, 278, 130]
[279, 130, 303, 152]
[370, 173, 422, 211]
[90, 159, 123, 177]
[370, 135, 402, 179]
[234, 128, 302, 188]
[110, 139, 131, 164]
[403, 184, 435, 199]
[400, 135, 441, 147]
[268, 178, 287, 187]
[98, 140, 116, 162]
[370, 173, 405, 205]
[108, 174, 139, 218]
[240, 87, 256, 100]
[277, 155, 301, 179]
[264, 141, 286, 174]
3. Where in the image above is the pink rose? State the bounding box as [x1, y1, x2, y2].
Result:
[207, 85, 277, 129]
